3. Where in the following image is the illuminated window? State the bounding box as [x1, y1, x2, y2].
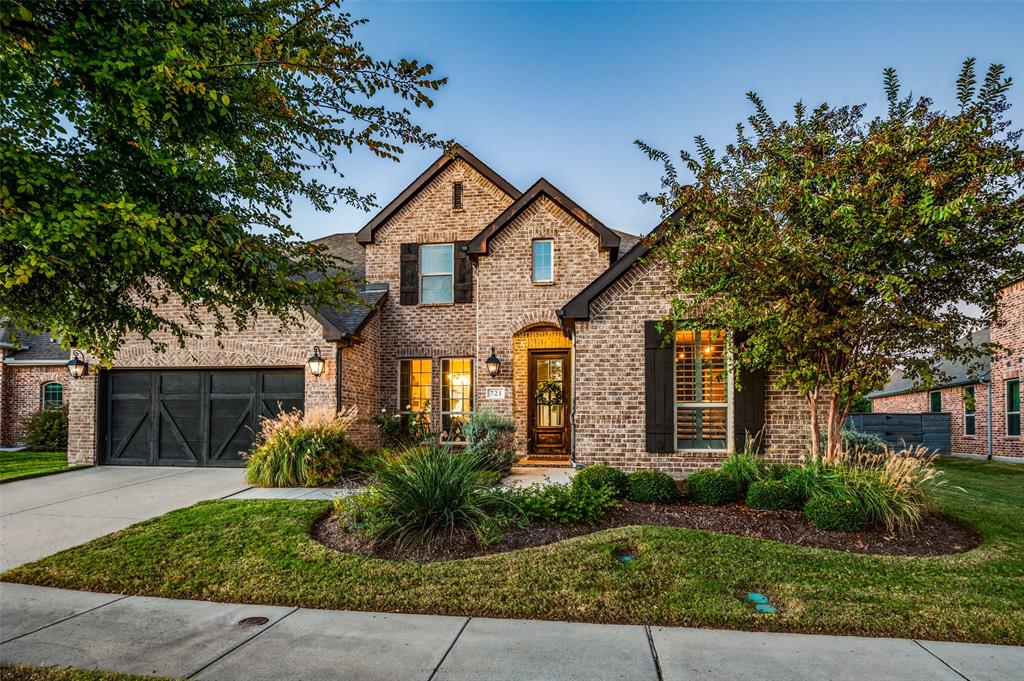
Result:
[399, 359, 432, 427]
[532, 240, 553, 282]
[41, 382, 64, 409]
[420, 244, 454, 304]
[675, 329, 728, 450]
[442, 358, 473, 439]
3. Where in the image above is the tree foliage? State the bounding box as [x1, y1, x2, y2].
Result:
[638, 60, 1024, 460]
[1, 0, 446, 361]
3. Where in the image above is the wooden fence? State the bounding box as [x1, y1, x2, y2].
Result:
[845, 413, 951, 454]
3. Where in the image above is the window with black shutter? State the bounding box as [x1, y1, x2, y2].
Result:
[454, 241, 472, 303]
[399, 243, 419, 305]
[644, 321, 675, 453]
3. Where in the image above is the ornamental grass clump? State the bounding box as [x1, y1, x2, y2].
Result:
[720, 447, 764, 494]
[245, 407, 362, 487]
[350, 444, 515, 549]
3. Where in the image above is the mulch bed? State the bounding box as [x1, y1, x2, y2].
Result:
[313, 500, 981, 563]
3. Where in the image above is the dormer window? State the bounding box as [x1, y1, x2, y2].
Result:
[452, 182, 464, 210]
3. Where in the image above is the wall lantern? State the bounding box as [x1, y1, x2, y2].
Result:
[485, 347, 501, 378]
[307, 346, 326, 377]
[67, 350, 88, 379]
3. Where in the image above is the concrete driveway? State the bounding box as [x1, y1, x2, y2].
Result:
[0, 467, 248, 571]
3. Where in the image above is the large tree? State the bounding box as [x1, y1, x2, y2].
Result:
[638, 60, 1024, 461]
[1, 0, 445, 361]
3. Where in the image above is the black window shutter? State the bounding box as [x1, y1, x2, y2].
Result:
[732, 333, 766, 451]
[644, 321, 675, 453]
[400, 243, 419, 305]
[454, 241, 472, 303]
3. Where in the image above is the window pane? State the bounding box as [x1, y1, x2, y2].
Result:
[420, 244, 453, 274]
[675, 329, 727, 450]
[42, 383, 63, 409]
[964, 386, 976, 415]
[399, 359, 431, 428]
[930, 391, 942, 413]
[421, 274, 453, 303]
[1009, 380, 1020, 413]
[532, 240, 552, 281]
[442, 358, 473, 440]
[965, 414, 976, 436]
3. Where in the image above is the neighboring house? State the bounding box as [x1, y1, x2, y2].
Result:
[0, 330, 70, 446]
[1, 146, 819, 472]
[868, 279, 1023, 460]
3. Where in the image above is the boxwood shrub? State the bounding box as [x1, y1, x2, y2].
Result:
[573, 464, 629, 498]
[687, 469, 739, 506]
[745, 479, 803, 511]
[804, 495, 868, 532]
[626, 470, 677, 503]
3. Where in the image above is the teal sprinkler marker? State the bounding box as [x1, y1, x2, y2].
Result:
[746, 592, 769, 604]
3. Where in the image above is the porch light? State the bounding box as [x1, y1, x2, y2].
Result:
[307, 346, 325, 377]
[485, 347, 501, 378]
[67, 350, 88, 379]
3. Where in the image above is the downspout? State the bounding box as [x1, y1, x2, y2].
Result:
[335, 344, 343, 412]
[985, 373, 993, 461]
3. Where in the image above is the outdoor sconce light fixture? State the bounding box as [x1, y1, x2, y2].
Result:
[307, 346, 325, 377]
[485, 347, 501, 378]
[67, 350, 88, 379]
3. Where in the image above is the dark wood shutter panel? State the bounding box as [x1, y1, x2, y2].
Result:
[733, 366, 766, 452]
[399, 243, 419, 305]
[644, 321, 675, 453]
[454, 241, 472, 303]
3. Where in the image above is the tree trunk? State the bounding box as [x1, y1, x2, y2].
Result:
[808, 390, 821, 462]
[825, 392, 842, 463]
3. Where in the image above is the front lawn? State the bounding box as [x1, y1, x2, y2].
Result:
[3, 459, 1021, 644]
[0, 666, 177, 681]
[0, 451, 71, 482]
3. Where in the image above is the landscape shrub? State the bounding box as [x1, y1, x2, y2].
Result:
[687, 469, 739, 506]
[502, 482, 619, 525]
[573, 464, 629, 498]
[246, 408, 363, 487]
[626, 470, 678, 503]
[373, 409, 430, 448]
[341, 444, 513, 549]
[819, 427, 890, 456]
[463, 410, 518, 474]
[720, 448, 763, 493]
[745, 479, 803, 511]
[804, 495, 868, 532]
[763, 462, 795, 481]
[20, 405, 68, 450]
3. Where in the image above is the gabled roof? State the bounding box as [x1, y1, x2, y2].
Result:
[313, 232, 365, 280]
[314, 284, 389, 341]
[559, 207, 685, 321]
[0, 329, 70, 362]
[467, 178, 620, 256]
[867, 328, 992, 399]
[355, 145, 520, 245]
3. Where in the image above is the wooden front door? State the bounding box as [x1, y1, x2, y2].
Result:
[528, 350, 570, 459]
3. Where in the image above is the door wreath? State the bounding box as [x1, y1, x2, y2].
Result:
[535, 379, 564, 406]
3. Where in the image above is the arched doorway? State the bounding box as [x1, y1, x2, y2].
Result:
[512, 324, 571, 463]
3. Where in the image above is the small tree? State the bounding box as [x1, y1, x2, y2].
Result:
[638, 60, 1024, 461]
[1, 0, 446, 361]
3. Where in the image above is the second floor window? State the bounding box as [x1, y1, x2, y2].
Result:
[420, 244, 454, 304]
[964, 385, 976, 436]
[532, 239, 553, 282]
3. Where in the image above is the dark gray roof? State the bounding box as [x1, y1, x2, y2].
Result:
[867, 328, 992, 399]
[0, 329, 70, 361]
[312, 232, 365, 281]
[315, 284, 388, 340]
[611, 229, 641, 257]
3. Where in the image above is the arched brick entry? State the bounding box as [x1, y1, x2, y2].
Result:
[511, 324, 571, 461]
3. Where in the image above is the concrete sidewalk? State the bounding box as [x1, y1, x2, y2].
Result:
[1, 583, 1019, 680]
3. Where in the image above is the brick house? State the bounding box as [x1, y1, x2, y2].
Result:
[0, 330, 71, 446]
[868, 279, 1023, 461]
[2, 147, 826, 471]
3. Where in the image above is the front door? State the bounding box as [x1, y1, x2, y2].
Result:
[528, 350, 570, 460]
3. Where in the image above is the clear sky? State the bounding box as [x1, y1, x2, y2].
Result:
[295, 0, 1024, 240]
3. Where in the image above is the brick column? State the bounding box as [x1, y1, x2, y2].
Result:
[67, 370, 98, 465]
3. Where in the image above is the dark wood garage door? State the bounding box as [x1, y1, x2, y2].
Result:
[102, 369, 304, 467]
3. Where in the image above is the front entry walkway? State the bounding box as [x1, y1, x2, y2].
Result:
[0, 467, 248, 570]
[1, 583, 1018, 680]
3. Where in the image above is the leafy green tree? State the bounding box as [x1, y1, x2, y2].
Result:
[638, 60, 1023, 461]
[1, 0, 445, 361]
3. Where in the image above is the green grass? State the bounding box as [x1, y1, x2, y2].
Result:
[0, 666, 178, 681]
[2, 459, 1021, 644]
[0, 451, 72, 482]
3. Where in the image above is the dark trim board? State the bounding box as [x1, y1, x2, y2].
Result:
[100, 367, 304, 467]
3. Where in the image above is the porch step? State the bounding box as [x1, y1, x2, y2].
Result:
[517, 457, 572, 468]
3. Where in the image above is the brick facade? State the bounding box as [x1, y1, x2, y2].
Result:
[0, 358, 69, 445]
[573, 255, 815, 474]
[871, 280, 1023, 459]
[339, 307, 381, 448]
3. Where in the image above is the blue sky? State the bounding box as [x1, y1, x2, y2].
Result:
[296, 1, 1024, 239]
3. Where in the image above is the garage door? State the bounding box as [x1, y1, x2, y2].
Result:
[102, 369, 304, 467]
